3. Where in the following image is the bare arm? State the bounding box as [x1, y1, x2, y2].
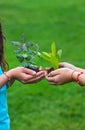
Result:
[46, 68, 85, 86]
[59, 62, 85, 72]
[0, 74, 11, 88]
[0, 67, 45, 88]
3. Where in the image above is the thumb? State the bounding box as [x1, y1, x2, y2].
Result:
[59, 62, 65, 68]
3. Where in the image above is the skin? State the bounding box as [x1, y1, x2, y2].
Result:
[59, 62, 85, 72]
[45, 62, 85, 86]
[0, 67, 45, 88]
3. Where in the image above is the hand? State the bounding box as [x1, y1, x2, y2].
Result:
[7, 67, 45, 84]
[59, 62, 85, 73]
[45, 68, 73, 85]
[59, 62, 77, 70]
[25, 67, 45, 84]
[45, 67, 54, 75]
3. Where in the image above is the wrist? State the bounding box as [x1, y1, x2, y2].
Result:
[71, 70, 85, 85]
[68, 69, 75, 82]
[6, 69, 15, 79]
[4, 72, 11, 81]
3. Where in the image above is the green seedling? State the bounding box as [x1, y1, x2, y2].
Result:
[11, 34, 40, 72]
[40, 42, 62, 69]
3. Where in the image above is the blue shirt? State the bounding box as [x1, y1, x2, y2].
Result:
[0, 66, 10, 130]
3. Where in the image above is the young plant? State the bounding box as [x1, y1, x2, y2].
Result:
[11, 34, 62, 72]
[11, 34, 40, 72]
[40, 42, 62, 70]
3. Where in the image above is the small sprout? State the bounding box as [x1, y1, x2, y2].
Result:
[40, 42, 62, 69]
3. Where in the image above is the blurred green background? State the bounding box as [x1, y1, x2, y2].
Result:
[1, 0, 85, 130]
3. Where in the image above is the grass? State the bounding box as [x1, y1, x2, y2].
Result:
[0, 0, 85, 130]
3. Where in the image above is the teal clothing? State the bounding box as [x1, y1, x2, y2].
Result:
[0, 67, 10, 130]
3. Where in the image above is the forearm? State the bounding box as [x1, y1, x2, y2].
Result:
[74, 67, 85, 73]
[0, 74, 10, 88]
[59, 62, 85, 73]
[0, 69, 15, 88]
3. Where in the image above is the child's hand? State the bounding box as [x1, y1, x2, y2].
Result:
[45, 68, 73, 85]
[7, 67, 45, 84]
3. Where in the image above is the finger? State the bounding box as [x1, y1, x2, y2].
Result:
[45, 76, 55, 82]
[48, 70, 59, 77]
[45, 67, 50, 71]
[59, 62, 69, 68]
[38, 66, 42, 71]
[24, 71, 45, 83]
[45, 71, 48, 76]
[26, 74, 45, 83]
[36, 71, 45, 77]
[21, 74, 35, 81]
[24, 68, 36, 76]
[59, 62, 65, 67]
[48, 81, 57, 85]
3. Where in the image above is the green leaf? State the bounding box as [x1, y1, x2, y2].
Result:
[57, 49, 62, 61]
[12, 41, 21, 46]
[50, 55, 59, 69]
[27, 42, 34, 48]
[16, 55, 24, 62]
[51, 42, 56, 57]
[35, 44, 39, 51]
[14, 48, 22, 54]
[22, 33, 26, 43]
[41, 52, 51, 62]
[42, 52, 51, 58]
[22, 44, 28, 52]
[22, 54, 28, 58]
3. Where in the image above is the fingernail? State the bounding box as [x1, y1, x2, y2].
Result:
[33, 71, 36, 75]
